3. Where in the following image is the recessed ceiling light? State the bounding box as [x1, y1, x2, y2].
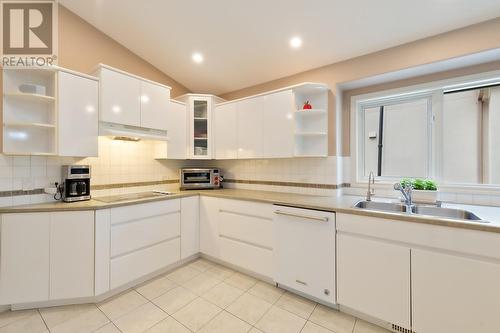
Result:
[290, 37, 302, 49]
[192, 52, 204, 64]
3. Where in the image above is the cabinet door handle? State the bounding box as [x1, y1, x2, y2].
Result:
[274, 210, 329, 222]
[295, 279, 308, 286]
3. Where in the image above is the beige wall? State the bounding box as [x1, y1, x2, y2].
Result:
[58, 5, 189, 97]
[219, 18, 500, 156]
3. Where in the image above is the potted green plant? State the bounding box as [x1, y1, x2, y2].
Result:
[399, 178, 438, 203]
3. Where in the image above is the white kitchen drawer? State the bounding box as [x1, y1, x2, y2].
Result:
[219, 198, 274, 218]
[218, 209, 273, 249]
[110, 238, 180, 289]
[110, 199, 180, 225]
[219, 236, 273, 278]
[111, 212, 180, 257]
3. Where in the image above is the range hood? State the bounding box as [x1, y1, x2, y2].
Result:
[99, 122, 168, 141]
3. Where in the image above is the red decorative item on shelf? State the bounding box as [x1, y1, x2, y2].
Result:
[303, 101, 312, 110]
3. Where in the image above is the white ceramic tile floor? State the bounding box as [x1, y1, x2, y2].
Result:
[0, 258, 392, 333]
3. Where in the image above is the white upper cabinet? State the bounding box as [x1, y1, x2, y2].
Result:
[165, 100, 188, 159]
[58, 71, 99, 157]
[98, 65, 171, 131]
[99, 66, 141, 127]
[211, 83, 327, 160]
[237, 96, 264, 159]
[190, 96, 212, 159]
[175, 94, 224, 159]
[140, 80, 170, 131]
[263, 90, 294, 158]
[214, 102, 238, 159]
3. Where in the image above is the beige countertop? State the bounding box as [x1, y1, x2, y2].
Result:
[1, 188, 499, 233]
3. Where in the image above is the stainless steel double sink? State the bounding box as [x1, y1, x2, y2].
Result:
[353, 200, 486, 222]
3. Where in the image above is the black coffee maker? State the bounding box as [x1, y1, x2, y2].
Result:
[59, 165, 91, 202]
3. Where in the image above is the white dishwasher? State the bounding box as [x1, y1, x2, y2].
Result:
[273, 205, 336, 304]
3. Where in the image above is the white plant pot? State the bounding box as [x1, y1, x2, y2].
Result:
[411, 190, 438, 204]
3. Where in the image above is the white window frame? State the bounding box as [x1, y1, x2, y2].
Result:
[357, 92, 436, 182]
[350, 69, 500, 194]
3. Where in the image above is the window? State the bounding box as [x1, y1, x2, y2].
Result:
[354, 72, 500, 187]
[362, 96, 431, 179]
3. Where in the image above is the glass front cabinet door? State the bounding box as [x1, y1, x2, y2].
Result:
[190, 96, 212, 159]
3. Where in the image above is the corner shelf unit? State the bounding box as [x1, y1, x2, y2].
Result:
[3, 67, 57, 155]
[292, 84, 329, 157]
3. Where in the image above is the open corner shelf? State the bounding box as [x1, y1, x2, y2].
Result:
[292, 84, 329, 157]
[294, 154, 328, 158]
[294, 109, 326, 115]
[4, 92, 55, 103]
[3, 68, 57, 156]
[295, 132, 327, 136]
[4, 122, 56, 128]
[2, 151, 56, 156]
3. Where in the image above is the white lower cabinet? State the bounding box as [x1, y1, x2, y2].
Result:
[200, 196, 222, 258]
[111, 239, 180, 289]
[273, 206, 336, 304]
[412, 249, 500, 333]
[218, 200, 273, 277]
[109, 200, 181, 289]
[0, 211, 94, 305]
[50, 211, 95, 300]
[200, 196, 274, 278]
[181, 196, 200, 259]
[337, 212, 500, 333]
[337, 234, 410, 328]
[0, 213, 50, 304]
[95, 197, 201, 295]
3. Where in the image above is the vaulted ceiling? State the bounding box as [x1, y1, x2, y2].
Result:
[60, 0, 500, 94]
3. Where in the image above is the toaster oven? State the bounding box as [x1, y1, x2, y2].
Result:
[180, 168, 222, 190]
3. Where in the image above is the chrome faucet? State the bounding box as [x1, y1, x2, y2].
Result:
[366, 171, 375, 201]
[394, 182, 414, 211]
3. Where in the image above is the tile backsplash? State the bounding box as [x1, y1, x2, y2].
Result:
[0, 137, 195, 206]
[217, 157, 349, 195]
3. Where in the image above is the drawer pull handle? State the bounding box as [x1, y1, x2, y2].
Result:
[274, 210, 328, 222]
[296, 279, 307, 286]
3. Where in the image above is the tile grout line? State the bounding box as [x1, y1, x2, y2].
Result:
[208, 274, 261, 329]
[352, 318, 359, 333]
[186, 268, 246, 332]
[299, 302, 319, 333]
[307, 303, 354, 333]
[94, 303, 124, 333]
[37, 308, 50, 332]
[148, 300, 194, 333]
[249, 282, 286, 332]
[97, 288, 149, 323]
[133, 274, 180, 301]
